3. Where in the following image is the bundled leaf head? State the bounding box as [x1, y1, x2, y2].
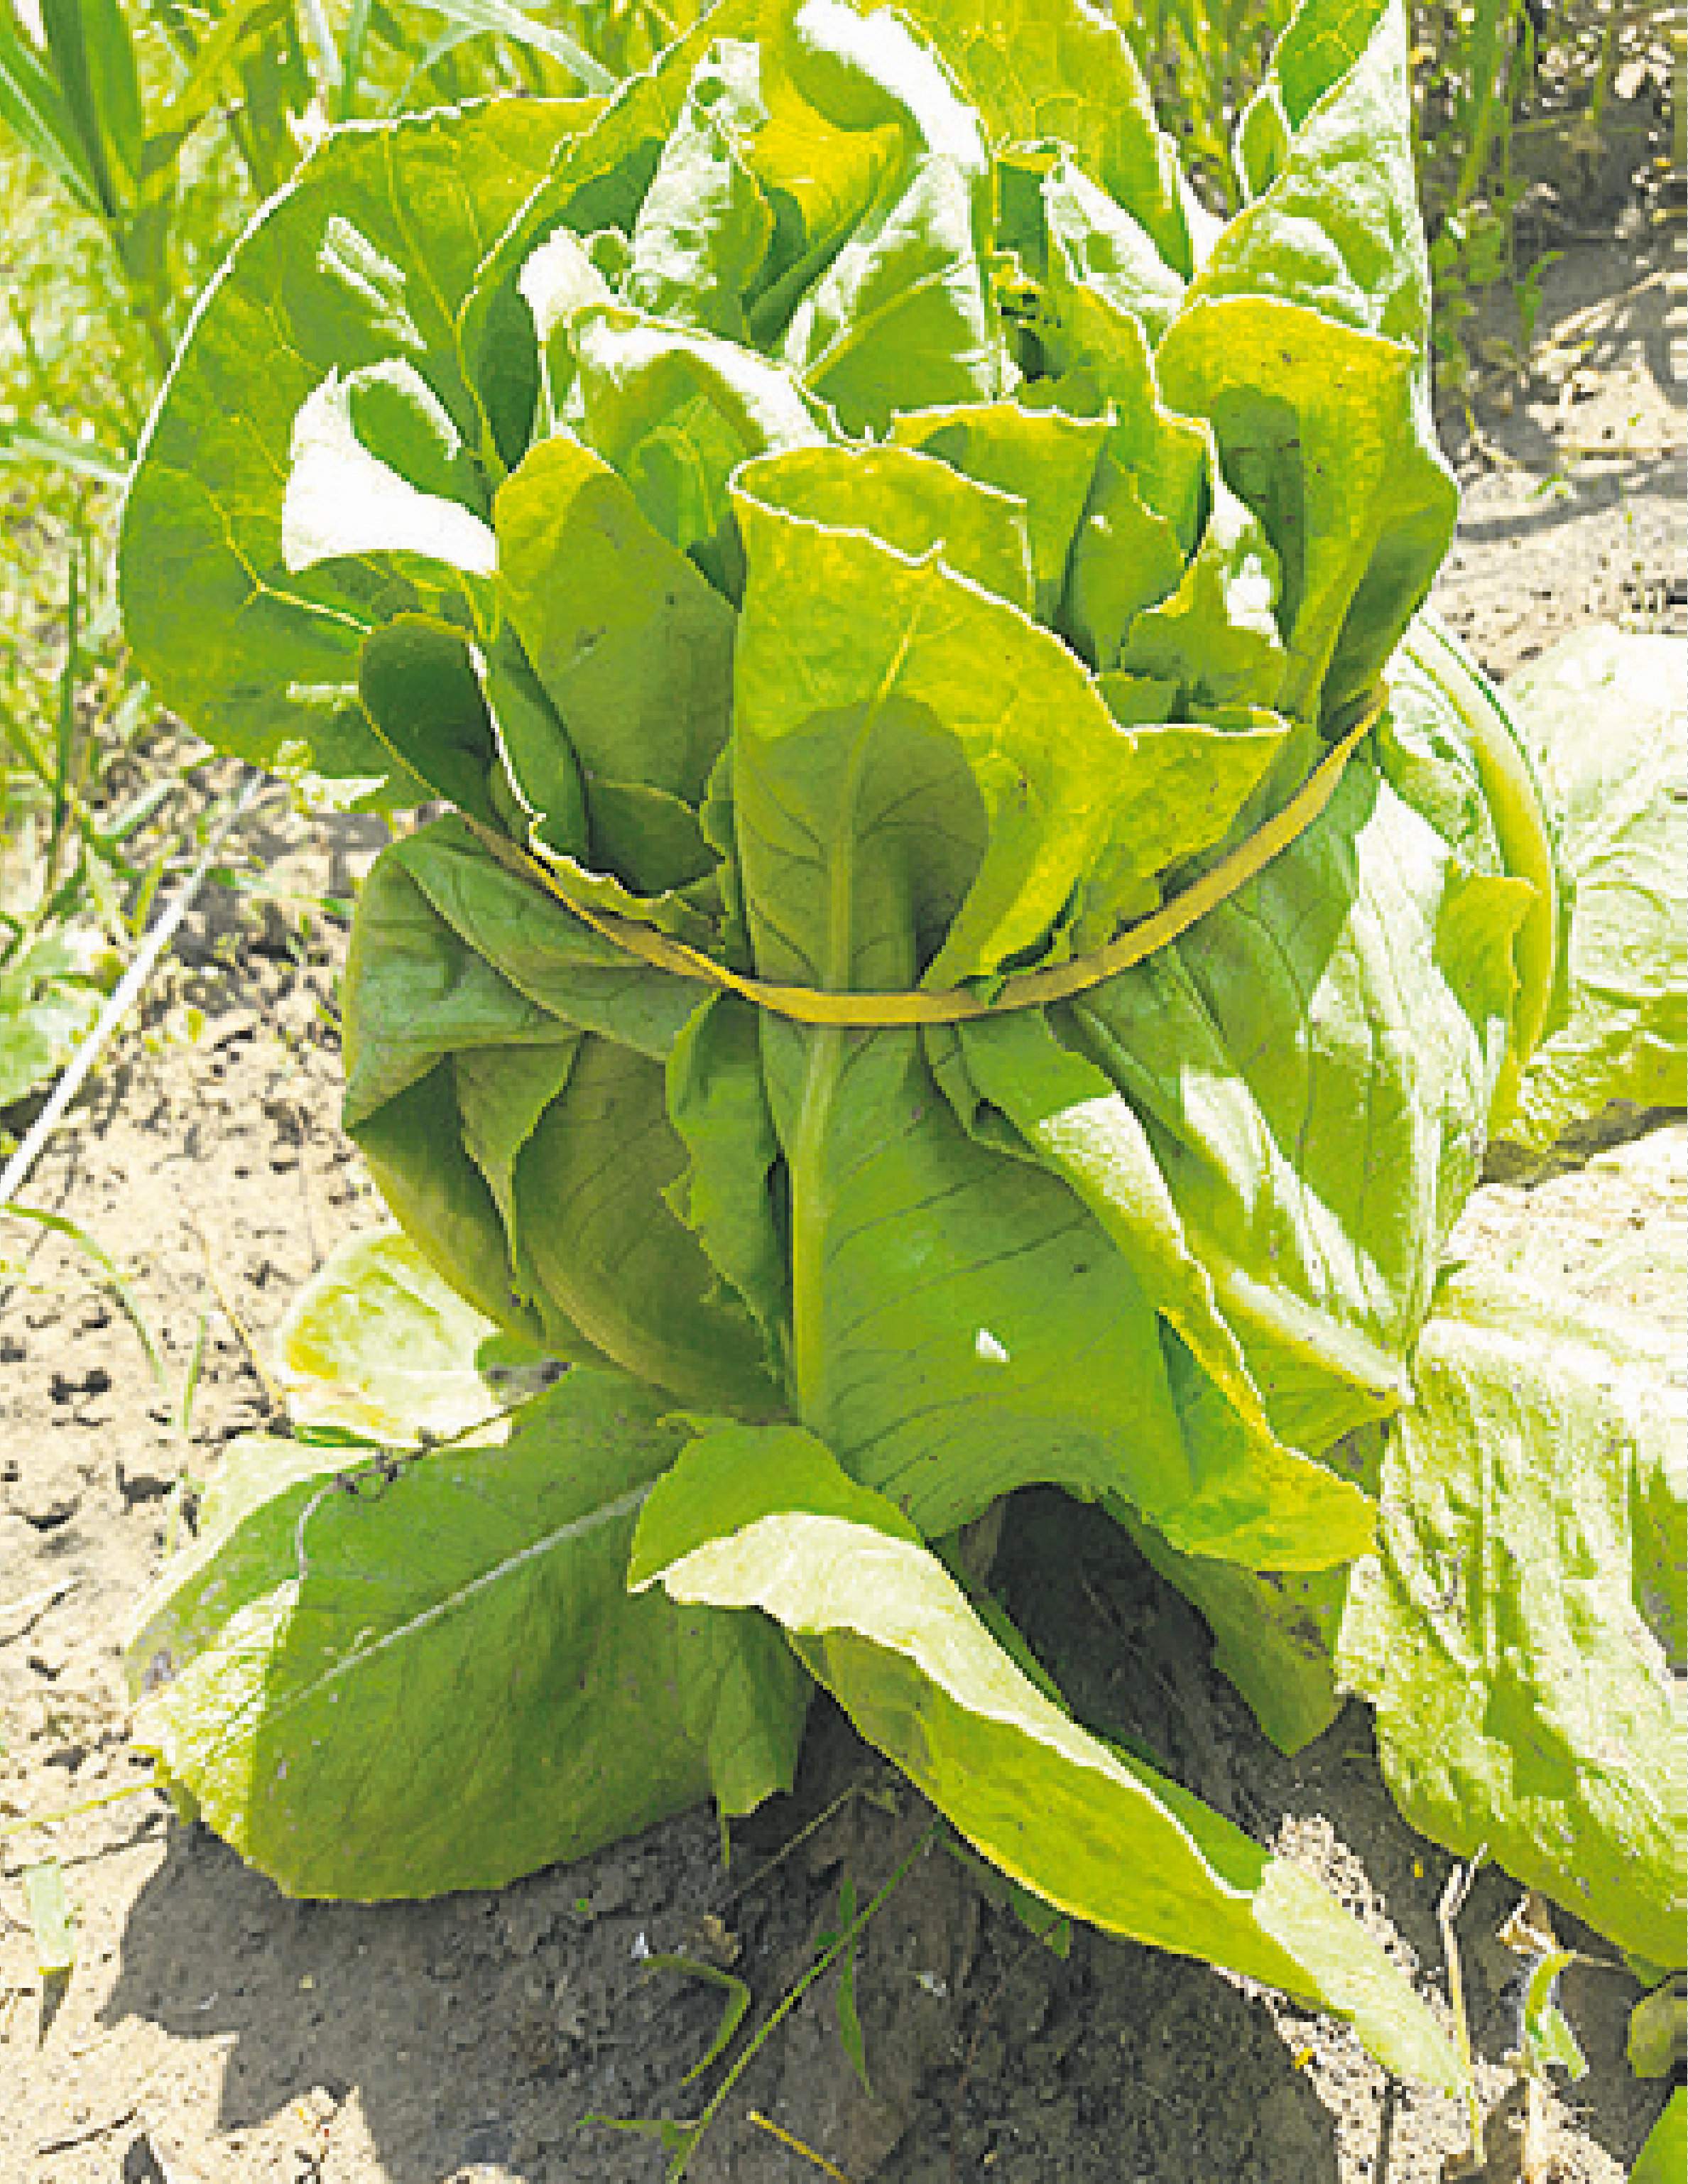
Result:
[121, 0, 1510, 1533]
[119, 0, 1630, 2090]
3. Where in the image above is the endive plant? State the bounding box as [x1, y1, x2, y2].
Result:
[117, 0, 1684, 2085]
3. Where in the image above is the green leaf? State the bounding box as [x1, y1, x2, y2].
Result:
[1382, 615, 1559, 1124]
[767, 0, 1001, 435]
[641, 1953, 753, 2086]
[890, 0, 1193, 274]
[624, 38, 773, 339]
[1047, 319, 1213, 672]
[1113, 1512, 1353, 1754]
[41, 0, 141, 216]
[1339, 1267, 1688, 1963]
[1516, 1950, 1586, 2082]
[1156, 293, 1456, 720]
[282, 362, 496, 580]
[729, 442, 1148, 992]
[1502, 628, 1687, 1149]
[1628, 1978, 1686, 2078]
[126, 1371, 807, 1898]
[271, 1227, 517, 1445]
[825, 1874, 873, 2095]
[1633, 2089, 1687, 2184]
[1199, 0, 1427, 348]
[513, 1031, 783, 1413]
[0, 962, 102, 1109]
[494, 429, 736, 809]
[1067, 760, 1528, 1461]
[744, 438, 1035, 608]
[0, 13, 101, 212]
[406, 0, 617, 96]
[344, 820, 699, 1118]
[630, 1423, 1464, 2091]
[342, 827, 778, 1408]
[761, 1009, 1296, 1547]
[357, 616, 501, 827]
[888, 398, 1109, 623]
[1110, 476, 1286, 715]
[121, 97, 565, 793]
[665, 993, 791, 1364]
[555, 305, 829, 572]
[152, 0, 295, 144]
[952, 1010, 1376, 1568]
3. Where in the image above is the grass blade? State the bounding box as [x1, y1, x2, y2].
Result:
[153, 0, 294, 140]
[0, 11, 100, 210]
[832, 1877, 872, 2097]
[408, 0, 617, 95]
[4, 1202, 167, 1398]
[48, 524, 82, 903]
[72, 0, 144, 190]
[0, 415, 127, 482]
[337, 0, 375, 119]
[38, 0, 124, 217]
[642, 1955, 752, 2087]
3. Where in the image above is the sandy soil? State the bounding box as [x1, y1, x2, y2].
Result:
[0, 222, 1682, 2184]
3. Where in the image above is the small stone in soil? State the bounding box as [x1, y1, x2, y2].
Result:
[116, 1458, 178, 1505]
[17, 1487, 81, 1530]
[50, 1366, 112, 1403]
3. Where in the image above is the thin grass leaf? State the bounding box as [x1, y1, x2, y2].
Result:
[746, 2112, 859, 2182]
[582, 2114, 702, 2160]
[38, 0, 126, 217]
[0, 415, 126, 482]
[831, 1877, 872, 2098]
[70, 0, 143, 192]
[642, 1953, 752, 2087]
[408, 0, 617, 95]
[97, 780, 177, 849]
[3, 1202, 167, 1396]
[290, 0, 342, 103]
[21, 1859, 75, 1978]
[379, 20, 506, 114]
[50, 528, 82, 898]
[337, 0, 375, 121]
[152, 0, 294, 141]
[0, 12, 99, 210]
[178, 1307, 209, 1438]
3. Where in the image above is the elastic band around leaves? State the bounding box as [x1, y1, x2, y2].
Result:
[472, 704, 1380, 1028]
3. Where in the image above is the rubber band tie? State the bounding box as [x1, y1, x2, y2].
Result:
[470, 701, 1378, 1029]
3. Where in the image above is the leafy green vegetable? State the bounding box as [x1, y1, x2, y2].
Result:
[126, 1369, 806, 1897]
[272, 1226, 539, 1445]
[116, 0, 1682, 2077]
[631, 1423, 1461, 2090]
[1633, 2088, 1687, 2184]
[0, 928, 104, 1110]
[1501, 627, 1687, 1150]
[1628, 1978, 1687, 2080]
[1339, 1267, 1687, 1965]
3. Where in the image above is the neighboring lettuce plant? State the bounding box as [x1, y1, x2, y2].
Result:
[118, 0, 1684, 2087]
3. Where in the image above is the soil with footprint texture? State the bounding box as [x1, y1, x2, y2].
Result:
[1, 190, 1682, 2184]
